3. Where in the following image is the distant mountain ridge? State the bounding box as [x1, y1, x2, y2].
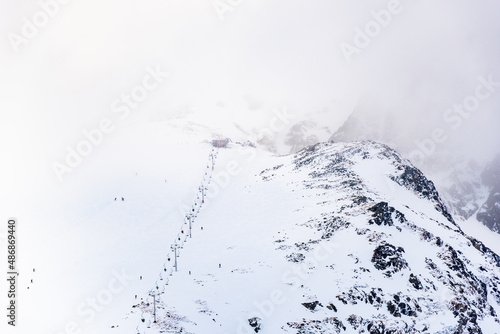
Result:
[327, 107, 500, 236]
[477, 154, 500, 232]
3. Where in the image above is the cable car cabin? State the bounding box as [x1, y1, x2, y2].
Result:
[211, 139, 230, 148]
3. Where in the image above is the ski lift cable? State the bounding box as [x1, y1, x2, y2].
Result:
[136, 148, 217, 329]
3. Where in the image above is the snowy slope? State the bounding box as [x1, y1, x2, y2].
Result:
[6, 122, 500, 334]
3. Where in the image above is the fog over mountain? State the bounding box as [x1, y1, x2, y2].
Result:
[2, 1, 500, 195]
[2, 2, 500, 333]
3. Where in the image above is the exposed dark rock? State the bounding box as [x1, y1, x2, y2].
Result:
[286, 253, 305, 263]
[294, 242, 310, 251]
[368, 202, 407, 227]
[409, 273, 423, 290]
[353, 195, 370, 205]
[248, 317, 261, 333]
[336, 287, 384, 310]
[367, 320, 386, 334]
[420, 230, 433, 241]
[466, 236, 500, 267]
[386, 293, 421, 317]
[390, 165, 456, 226]
[318, 216, 350, 239]
[438, 245, 488, 300]
[346, 314, 363, 330]
[326, 303, 337, 312]
[372, 244, 408, 276]
[435, 237, 443, 247]
[286, 317, 346, 333]
[302, 301, 322, 311]
[347, 314, 420, 333]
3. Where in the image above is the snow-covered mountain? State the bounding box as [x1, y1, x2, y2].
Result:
[13, 121, 500, 334]
[113, 137, 500, 333]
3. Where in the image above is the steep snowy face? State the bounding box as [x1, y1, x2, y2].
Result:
[257, 141, 500, 333]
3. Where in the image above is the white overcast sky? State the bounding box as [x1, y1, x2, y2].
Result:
[1, 0, 499, 199]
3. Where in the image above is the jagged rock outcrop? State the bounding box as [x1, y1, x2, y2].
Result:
[371, 243, 408, 277]
[248, 317, 262, 333]
[302, 301, 322, 312]
[368, 202, 406, 227]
